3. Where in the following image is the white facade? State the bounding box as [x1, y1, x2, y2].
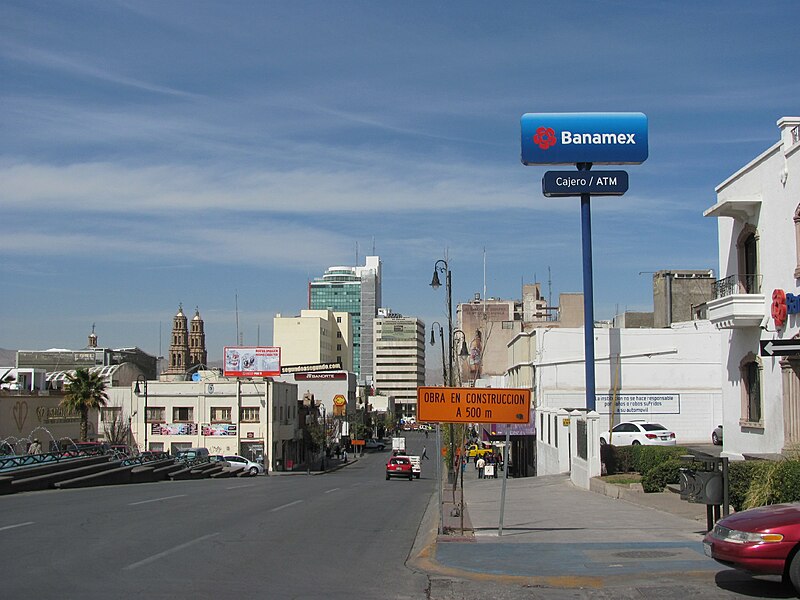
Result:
[106, 374, 300, 471]
[704, 116, 800, 459]
[273, 309, 353, 373]
[373, 314, 425, 418]
[507, 323, 723, 444]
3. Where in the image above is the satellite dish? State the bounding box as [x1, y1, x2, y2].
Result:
[192, 372, 201, 382]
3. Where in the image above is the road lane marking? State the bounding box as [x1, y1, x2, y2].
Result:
[324, 488, 340, 494]
[124, 533, 220, 570]
[0, 522, 34, 532]
[226, 484, 255, 490]
[270, 500, 303, 512]
[128, 494, 186, 506]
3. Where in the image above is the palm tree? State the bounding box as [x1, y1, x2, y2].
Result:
[61, 369, 109, 442]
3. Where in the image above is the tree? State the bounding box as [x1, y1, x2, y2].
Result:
[61, 369, 109, 442]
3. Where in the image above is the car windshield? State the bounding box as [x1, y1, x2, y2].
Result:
[641, 424, 667, 431]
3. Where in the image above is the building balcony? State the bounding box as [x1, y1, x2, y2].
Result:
[706, 274, 765, 329]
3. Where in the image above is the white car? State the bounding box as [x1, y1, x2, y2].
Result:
[599, 421, 676, 446]
[223, 455, 265, 475]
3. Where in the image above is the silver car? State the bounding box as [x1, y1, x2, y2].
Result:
[223, 455, 265, 475]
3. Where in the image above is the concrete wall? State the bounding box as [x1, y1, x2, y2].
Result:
[533, 323, 723, 444]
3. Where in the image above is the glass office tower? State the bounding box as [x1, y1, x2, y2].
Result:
[309, 256, 381, 383]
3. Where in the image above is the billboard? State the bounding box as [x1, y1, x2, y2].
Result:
[224, 346, 281, 377]
[380, 319, 418, 341]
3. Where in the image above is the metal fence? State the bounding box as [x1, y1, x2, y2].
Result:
[712, 273, 762, 299]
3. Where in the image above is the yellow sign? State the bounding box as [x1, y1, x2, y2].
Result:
[562, 418, 571, 427]
[332, 395, 346, 406]
[417, 387, 531, 424]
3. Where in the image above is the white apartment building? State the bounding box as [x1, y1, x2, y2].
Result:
[105, 374, 300, 472]
[704, 116, 800, 459]
[373, 312, 425, 419]
[273, 309, 353, 373]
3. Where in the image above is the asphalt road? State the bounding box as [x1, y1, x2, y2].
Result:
[0, 434, 435, 600]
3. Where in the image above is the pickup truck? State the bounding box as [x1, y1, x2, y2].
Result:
[407, 455, 421, 479]
[364, 439, 385, 450]
[465, 444, 493, 458]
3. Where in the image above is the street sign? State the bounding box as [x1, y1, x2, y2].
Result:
[542, 170, 629, 197]
[760, 339, 800, 357]
[417, 387, 531, 424]
[521, 112, 648, 165]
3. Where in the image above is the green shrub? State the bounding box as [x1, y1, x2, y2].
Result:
[642, 459, 683, 492]
[632, 446, 688, 475]
[601, 444, 636, 474]
[744, 459, 800, 510]
[728, 460, 768, 512]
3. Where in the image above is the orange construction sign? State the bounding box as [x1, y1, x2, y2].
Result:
[417, 386, 531, 424]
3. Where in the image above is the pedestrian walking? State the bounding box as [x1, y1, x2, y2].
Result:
[476, 456, 486, 479]
[421, 446, 428, 459]
[342, 449, 348, 462]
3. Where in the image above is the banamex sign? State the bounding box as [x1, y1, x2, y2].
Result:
[521, 112, 648, 165]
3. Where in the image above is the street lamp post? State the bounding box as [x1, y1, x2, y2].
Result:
[134, 375, 148, 452]
[430, 260, 453, 386]
[429, 322, 447, 386]
[320, 403, 326, 471]
[452, 329, 469, 385]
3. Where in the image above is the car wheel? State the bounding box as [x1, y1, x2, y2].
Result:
[249, 466, 258, 475]
[600, 438, 607, 445]
[789, 551, 800, 594]
[415, 473, 420, 479]
[631, 440, 641, 446]
[712, 432, 720, 445]
[386, 473, 390, 480]
[408, 474, 413, 481]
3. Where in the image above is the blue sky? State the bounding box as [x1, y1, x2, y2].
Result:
[2, 1, 799, 363]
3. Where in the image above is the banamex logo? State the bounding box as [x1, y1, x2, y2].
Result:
[533, 126, 557, 150]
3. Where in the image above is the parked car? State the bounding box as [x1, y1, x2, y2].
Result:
[386, 456, 413, 480]
[364, 439, 385, 450]
[223, 455, 264, 475]
[712, 424, 723, 445]
[175, 447, 210, 461]
[599, 420, 676, 446]
[703, 502, 800, 594]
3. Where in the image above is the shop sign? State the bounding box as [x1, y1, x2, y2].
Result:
[772, 289, 800, 328]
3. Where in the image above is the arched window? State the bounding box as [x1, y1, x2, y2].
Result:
[740, 352, 763, 426]
[736, 226, 759, 293]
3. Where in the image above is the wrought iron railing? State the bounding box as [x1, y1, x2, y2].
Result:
[792, 124, 800, 145]
[712, 273, 762, 299]
[577, 419, 587, 460]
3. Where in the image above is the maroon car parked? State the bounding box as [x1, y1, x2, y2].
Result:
[703, 502, 800, 593]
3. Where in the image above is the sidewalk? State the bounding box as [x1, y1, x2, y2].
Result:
[412, 466, 724, 588]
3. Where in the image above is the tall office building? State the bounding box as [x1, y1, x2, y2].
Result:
[309, 256, 381, 383]
[373, 311, 425, 418]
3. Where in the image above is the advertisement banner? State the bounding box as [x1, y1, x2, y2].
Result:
[151, 423, 198, 436]
[224, 346, 281, 377]
[380, 320, 418, 341]
[202, 424, 238, 436]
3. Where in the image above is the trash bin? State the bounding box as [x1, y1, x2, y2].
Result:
[285, 459, 294, 471]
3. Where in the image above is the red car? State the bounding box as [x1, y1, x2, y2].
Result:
[703, 502, 800, 593]
[386, 456, 413, 481]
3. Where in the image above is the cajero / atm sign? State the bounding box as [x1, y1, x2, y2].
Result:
[417, 386, 531, 424]
[521, 112, 649, 165]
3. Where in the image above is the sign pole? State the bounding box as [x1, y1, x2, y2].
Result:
[498, 429, 510, 536]
[436, 423, 443, 534]
[578, 162, 597, 412]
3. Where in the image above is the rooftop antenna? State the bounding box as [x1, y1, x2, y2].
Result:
[355, 241, 359, 266]
[372, 236, 376, 255]
[235, 291, 240, 346]
[548, 266, 553, 315]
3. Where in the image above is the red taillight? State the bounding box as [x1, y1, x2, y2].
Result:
[670, 433, 675, 439]
[645, 434, 657, 439]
